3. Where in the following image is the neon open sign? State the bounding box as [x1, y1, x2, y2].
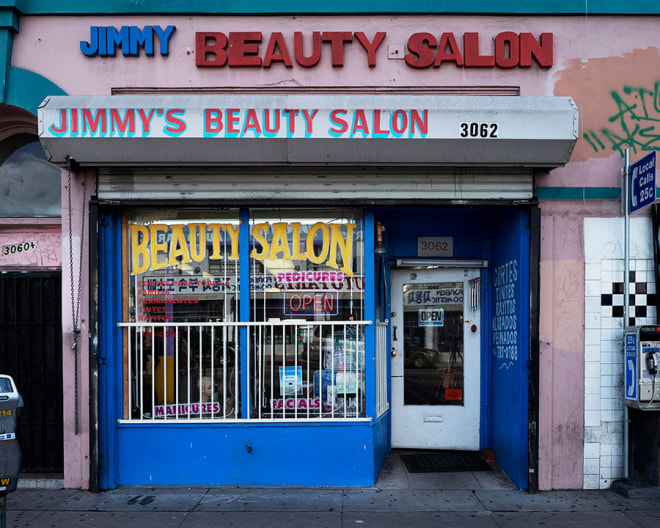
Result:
[283, 291, 339, 317]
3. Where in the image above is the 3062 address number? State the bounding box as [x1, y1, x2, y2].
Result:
[419, 240, 449, 252]
[460, 122, 499, 138]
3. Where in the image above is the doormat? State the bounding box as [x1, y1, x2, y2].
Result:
[400, 451, 493, 473]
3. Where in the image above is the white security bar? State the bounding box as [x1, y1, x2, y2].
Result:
[376, 320, 390, 417]
[119, 320, 371, 422]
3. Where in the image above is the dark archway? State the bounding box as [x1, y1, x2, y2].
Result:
[0, 104, 63, 474]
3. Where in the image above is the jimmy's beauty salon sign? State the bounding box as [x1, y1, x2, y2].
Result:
[38, 94, 579, 166]
[80, 25, 553, 69]
[44, 106, 431, 139]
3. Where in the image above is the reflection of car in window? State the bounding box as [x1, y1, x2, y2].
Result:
[404, 340, 451, 369]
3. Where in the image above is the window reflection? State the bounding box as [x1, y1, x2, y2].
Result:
[0, 140, 60, 217]
[403, 281, 464, 406]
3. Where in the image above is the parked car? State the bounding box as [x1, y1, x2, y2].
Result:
[405, 343, 442, 369]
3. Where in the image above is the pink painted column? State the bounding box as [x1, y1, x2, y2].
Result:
[61, 167, 92, 489]
[538, 203, 586, 489]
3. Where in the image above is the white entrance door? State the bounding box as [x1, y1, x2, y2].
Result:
[391, 268, 481, 450]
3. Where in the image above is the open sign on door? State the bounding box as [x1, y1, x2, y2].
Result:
[419, 308, 444, 326]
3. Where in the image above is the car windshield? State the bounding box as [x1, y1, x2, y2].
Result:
[0, 378, 13, 393]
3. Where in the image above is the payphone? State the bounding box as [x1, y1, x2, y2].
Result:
[619, 327, 660, 490]
[624, 326, 660, 410]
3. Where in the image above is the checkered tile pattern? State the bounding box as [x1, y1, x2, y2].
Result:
[584, 217, 658, 490]
[586, 258, 657, 489]
[600, 271, 658, 327]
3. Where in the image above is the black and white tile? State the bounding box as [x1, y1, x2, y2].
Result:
[585, 255, 657, 489]
[599, 269, 657, 327]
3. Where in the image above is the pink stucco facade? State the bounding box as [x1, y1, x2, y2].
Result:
[10, 14, 658, 489]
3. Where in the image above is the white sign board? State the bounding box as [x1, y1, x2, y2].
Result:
[38, 95, 579, 166]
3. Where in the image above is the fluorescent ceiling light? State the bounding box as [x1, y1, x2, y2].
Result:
[396, 259, 488, 268]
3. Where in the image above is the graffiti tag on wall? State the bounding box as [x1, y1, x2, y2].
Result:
[583, 81, 660, 156]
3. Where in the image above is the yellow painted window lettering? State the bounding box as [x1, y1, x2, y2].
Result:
[188, 223, 206, 261]
[208, 222, 241, 260]
[250, 222, 270, 259]
[149, 224, 169, 271]
[168, 224, 191, 266]
[327, 223, 355, 275]
[249, 221, 355, 275]
[128, 219, 356, 275]
[268, 222, 292, 260]
[129, 224, 150, 275]
[306, 222, 330, 265]
[205, 221, 243, 262]
[130, 222, 242, 275]
[290, 222, 307, 260]
[221, 223, 241, 260]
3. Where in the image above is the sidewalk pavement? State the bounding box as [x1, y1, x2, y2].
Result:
[5, 485, 660, 528]
[5, 453, 660, 528]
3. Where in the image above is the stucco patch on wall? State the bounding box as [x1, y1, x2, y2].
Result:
[553, 47, 660, 162]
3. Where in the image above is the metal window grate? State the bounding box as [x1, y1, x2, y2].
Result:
[119, 320, 371, 422]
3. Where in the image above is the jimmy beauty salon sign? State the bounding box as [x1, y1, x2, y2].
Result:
[80, 25, 553, 70]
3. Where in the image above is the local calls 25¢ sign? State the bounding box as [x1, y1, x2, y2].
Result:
[80, 25, 553, 70]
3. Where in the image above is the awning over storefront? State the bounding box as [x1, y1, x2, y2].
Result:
[38, 94, 578, 168]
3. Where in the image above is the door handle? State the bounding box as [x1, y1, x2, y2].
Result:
[393, 326, 398, 341]
[391, 347, 397, 357]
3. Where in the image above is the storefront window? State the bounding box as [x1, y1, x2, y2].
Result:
[122, 208, 366, 421]
[126, 209, 241, 420]
[249, 209, 366, 419]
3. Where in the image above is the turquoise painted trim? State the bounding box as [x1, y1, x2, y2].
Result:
[0, 4, 17, 104]
[0, 29, 10, 103]
[5, 66, 66, 114]
[0, 10, 19, 31]
[535, 187, 623, 200]
[7, 0, 660, 15]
